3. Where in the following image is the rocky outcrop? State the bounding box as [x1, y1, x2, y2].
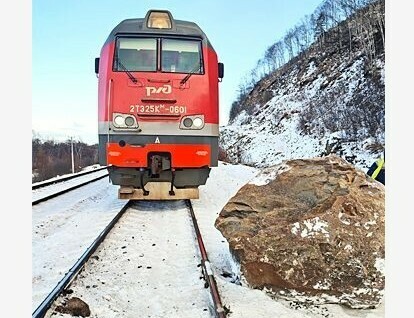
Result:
[215, 155, 385, 309]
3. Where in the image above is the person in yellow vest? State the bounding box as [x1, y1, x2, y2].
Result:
[367, 156, 385, 185]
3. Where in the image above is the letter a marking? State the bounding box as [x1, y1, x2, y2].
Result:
[155, 137, 160, 144]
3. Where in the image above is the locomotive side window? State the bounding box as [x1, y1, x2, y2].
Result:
[114, 38, 157, 72]
[161, 39, 203, 74]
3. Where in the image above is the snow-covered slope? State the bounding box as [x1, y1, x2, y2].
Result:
[220, 55, 384, 171]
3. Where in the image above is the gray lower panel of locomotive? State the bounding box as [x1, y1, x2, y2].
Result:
[108, 166, 211, 189]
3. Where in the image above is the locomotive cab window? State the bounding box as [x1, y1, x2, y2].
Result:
[114, 38, 157, 72]
[114, 37, 203, 74]
[161, 39, 203, 74]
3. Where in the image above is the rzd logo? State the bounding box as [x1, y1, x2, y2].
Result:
[145, 84, 172, 96]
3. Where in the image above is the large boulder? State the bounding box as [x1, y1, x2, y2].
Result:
[215, 155, 385, 309]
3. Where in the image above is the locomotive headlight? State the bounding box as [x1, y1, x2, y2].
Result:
[112, 113, 138, 129]
[183, 118, 193, 128]
[114, 115, 125, 127]
[193, 117, 203, 128]
[147, 11, 172, 29]
[180, 115, 205, 130]
[125, 116, 135, 127]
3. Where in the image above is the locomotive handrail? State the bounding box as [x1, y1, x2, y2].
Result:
[147, 78, 171, 83]
[141, 98, 177, 103]
[137, 113, 181, 118]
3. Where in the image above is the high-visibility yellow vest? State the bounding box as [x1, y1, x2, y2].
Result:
[372, 158, 385, 180]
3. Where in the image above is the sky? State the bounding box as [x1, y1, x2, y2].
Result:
[32, 0, 323, 145]
[32, 162, 385, 317]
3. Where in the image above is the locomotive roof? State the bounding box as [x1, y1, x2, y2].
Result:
[104, 11, 214, 50]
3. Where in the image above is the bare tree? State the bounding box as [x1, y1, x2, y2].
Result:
[314, 10, 327, 48]
[229, 0, 384, 121]
[284, 30, 295, 59]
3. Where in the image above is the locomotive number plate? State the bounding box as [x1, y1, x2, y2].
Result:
[130, 104, 187, 115]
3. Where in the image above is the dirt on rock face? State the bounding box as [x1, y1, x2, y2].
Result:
[55, 297, 91, 317]
[215, 155, 385, 309]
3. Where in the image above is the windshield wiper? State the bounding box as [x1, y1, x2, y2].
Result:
[180, 59, 202, 85]
[115, 57, 138, 84]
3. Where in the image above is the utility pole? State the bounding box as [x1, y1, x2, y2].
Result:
[71, 137, 75, 174]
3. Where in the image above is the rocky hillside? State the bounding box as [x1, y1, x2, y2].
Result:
[220, 0, 385, 171]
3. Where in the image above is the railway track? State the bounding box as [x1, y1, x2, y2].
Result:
[186, 199, 226, 318]
[32, 201, 132, 318]
[33, 199, 226, 318]
[32, 166, 108, 190]
[32, 168, 109, 205]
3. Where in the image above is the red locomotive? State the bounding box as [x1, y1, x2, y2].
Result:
[95, 10, 223, 200]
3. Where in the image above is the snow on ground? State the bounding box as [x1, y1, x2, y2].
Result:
[32, 168, 109, 202]
[45, 200, 212, 318]
[32, 162, 384, 317]
[32, 164, 103, 187]
[32, 179, 125, 312]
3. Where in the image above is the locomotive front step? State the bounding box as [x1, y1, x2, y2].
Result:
[118, 183, 199, 200]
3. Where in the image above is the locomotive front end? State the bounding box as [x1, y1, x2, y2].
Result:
[96, 10, 223, 200]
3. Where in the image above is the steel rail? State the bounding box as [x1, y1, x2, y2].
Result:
[32, 200, 132, 318]
[32, 166, 108, 190]
[32, 173, 109, 206]
[185, 199, 226, 318]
